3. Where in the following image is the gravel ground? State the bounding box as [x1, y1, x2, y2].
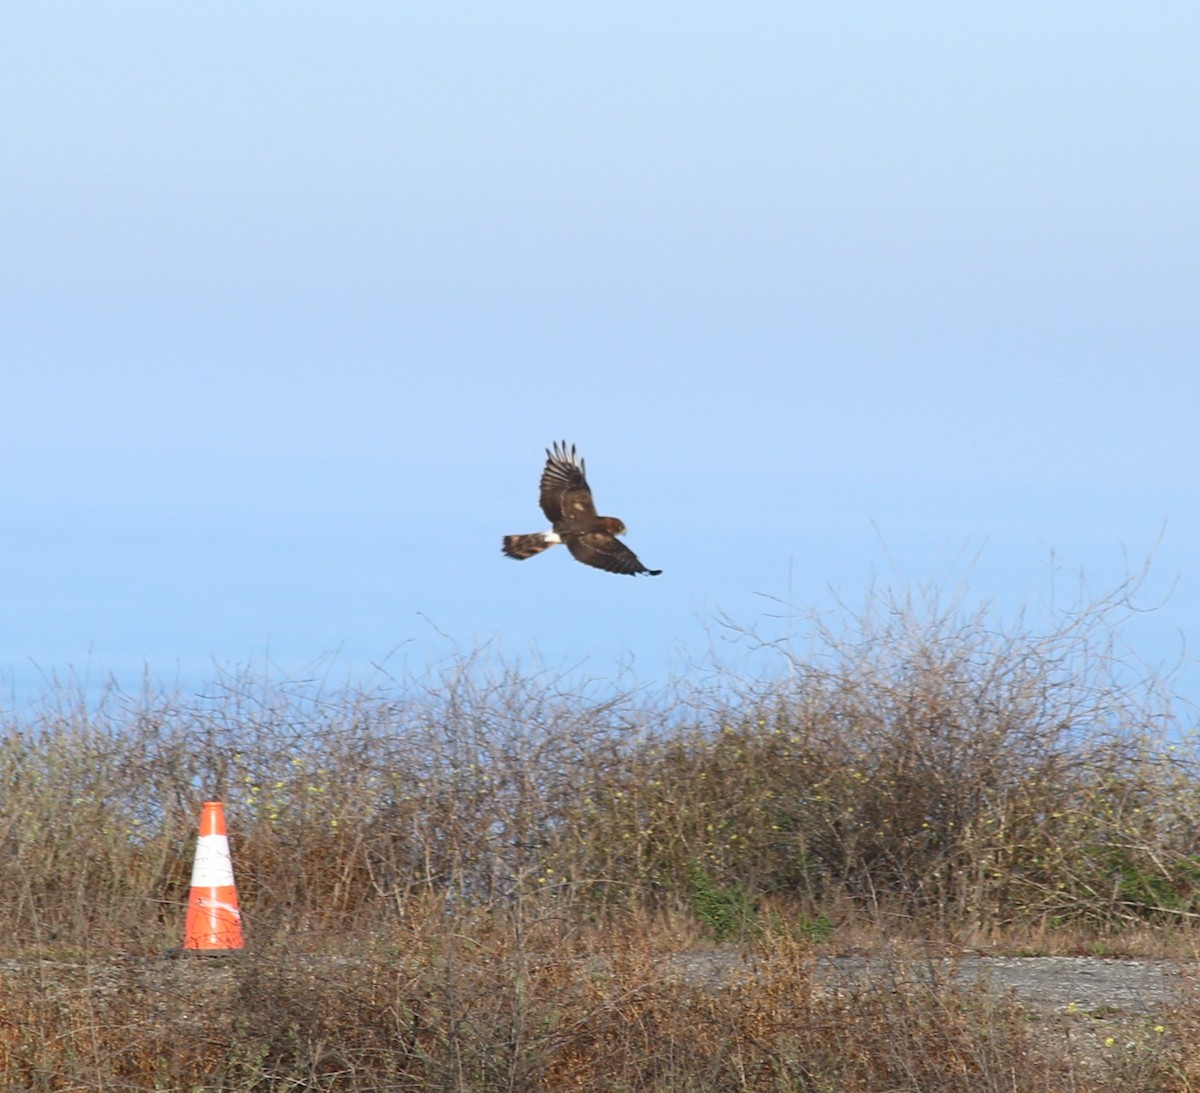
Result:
[3, 951, 1192, 1017]
[665, 950, 1193, 1015]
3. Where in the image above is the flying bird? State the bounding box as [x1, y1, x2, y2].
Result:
[502, 441, 662, 576]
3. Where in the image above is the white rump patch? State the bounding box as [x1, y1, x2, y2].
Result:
[543, 530, 562, 545]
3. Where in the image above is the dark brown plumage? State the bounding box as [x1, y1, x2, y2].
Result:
[502, 441, 661, 576]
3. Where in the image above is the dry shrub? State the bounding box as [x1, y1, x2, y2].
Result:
[545, 583, 1197, 939]
[0, 581, 1196, 957]
[3, 578, 1200, 1088]
[6, 900, 1200, 1091]
[0, 904, 1049, 1090]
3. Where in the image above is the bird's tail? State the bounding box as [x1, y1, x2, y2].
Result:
[502, 533, 556, 560]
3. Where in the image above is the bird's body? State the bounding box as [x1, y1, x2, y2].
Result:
[502, 441, 661, 576]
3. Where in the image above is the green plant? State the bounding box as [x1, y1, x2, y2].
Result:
[688, 863, 756, 941]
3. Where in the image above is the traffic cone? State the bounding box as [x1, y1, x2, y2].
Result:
[181, 801, 244, 954]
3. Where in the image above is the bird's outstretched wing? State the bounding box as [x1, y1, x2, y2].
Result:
[538, 440, 596, 524]
[565, 531, 662, 576]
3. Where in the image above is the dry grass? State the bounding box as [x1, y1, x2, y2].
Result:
[4, 910, 1200, 1090]
[2, 584, 1200, 1088]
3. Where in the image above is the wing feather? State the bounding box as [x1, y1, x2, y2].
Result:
[539, 440, 596, 524]
[565, 531, 662, 576]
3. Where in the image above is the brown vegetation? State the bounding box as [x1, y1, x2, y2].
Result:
[2, 586, 1199, 1088]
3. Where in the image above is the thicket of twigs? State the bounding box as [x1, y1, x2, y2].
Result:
[3, 584, 1200, 1089]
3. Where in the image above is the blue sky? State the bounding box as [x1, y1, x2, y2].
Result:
[3, 4, 1197, 712]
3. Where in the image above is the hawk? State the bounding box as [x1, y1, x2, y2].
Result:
[502, 441, 662, 576]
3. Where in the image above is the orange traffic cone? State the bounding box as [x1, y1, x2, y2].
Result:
[181, 801, 244, 954]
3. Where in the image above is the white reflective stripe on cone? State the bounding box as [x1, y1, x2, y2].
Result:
[190, 834, 236, 887]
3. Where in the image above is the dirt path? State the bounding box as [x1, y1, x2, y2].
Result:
[5, 950, 1193, 1019]
[666, 951, 1194, 1015]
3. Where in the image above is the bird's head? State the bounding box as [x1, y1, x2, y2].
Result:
[597, 516, 627, 537]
